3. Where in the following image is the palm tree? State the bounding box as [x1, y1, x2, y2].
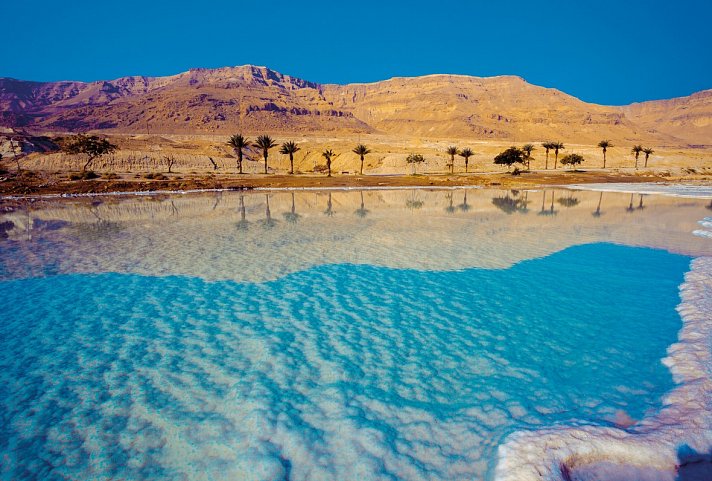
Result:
[227, 134, 249, 174]
[253, 135, 278, 174]
[279, 141, 300, 174]
[322, 149, 336, 177]
[632, 145, 643, 169]
[642, 147, 654, 168]
[352, 144, 371, 175]
[522, 144, 535, 170]
[446, 146, 458, 173]
[598, 140, 612, 169]
[542, 142, 553, 169]
[552, 142, 565, 169]
[459, 147, 474, 173]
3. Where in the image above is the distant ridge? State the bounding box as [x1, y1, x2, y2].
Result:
[1, 65, 710, 145]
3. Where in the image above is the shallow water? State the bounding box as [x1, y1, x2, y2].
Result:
[0, 188, 710, 481]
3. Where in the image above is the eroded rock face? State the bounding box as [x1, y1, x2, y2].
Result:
[0, 65, 710, 145]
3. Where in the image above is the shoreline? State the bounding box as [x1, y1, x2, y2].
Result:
[1, 169, 710, 201]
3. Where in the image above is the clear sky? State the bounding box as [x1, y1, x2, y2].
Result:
[1, 0, 710, 105]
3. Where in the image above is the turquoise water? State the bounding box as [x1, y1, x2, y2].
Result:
[0, 240, 690, 481]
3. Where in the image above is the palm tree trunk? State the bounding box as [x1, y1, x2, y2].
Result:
[554, 151, 558, 170]
[264, 153, 268, 174]
[635, 154, 639, 169]
[545, 150, 549, 170]
[644, 154, 649, 168]
[360, 155, 364, 175]
[602, 150, 606, 169]
[238, 152, 243, 174]
[83, 155, 95, 172]
[289, 153, 294, 174]
[465, 159, 468, 173]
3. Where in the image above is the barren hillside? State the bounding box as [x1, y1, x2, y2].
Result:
[1, 65, 710, 146]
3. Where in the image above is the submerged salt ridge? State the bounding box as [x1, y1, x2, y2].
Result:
[0, 245, 689, 481]
[494, 254, 712, 481]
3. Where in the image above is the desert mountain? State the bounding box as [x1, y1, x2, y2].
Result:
[1, 65, 710, 146]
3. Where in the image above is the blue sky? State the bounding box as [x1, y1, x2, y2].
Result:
[1, 0, 710, 105]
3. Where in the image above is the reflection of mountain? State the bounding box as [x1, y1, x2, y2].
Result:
[0, 189, 710, 282]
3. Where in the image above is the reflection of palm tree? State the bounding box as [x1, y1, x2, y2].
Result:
[236, 195, 250, 230]
[324, 192, 335, 216]
[592, 192, 604, 217]
[283, 192, 301, 223]
[626, 193, 636, 213]
[707, 200, 712, 211]
[445, 193, 456, 214]
[458, 191, 470, 212]
[354, 191, 370, 218]
[406, 190, 424, 210]
[519, 191, 530, 213]
[260, 194, 278, 229]
[537, 190, 557, 216]
[637, 194, 646, 210]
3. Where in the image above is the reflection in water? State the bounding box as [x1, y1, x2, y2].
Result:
[406, 190, 424, 210]
[638, 194, 646, 211]
[445, 193, 456, 214]
[324, 192, 335, 217]
[557, 195, 580, 208]
[236, 195, 249, 231]
[0, 220, 14, 239]
[354, 191, 370, 218]
[538, 190, 557, 217]
[458, 191, 470, 212]
[592, 192, 604, 218]
[0, 188, 710, 282]
[627, 193, 636, 213]
[283, 192, 301, 224]
[492, 192, 523, 215]
[259, 194, 278, 229]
